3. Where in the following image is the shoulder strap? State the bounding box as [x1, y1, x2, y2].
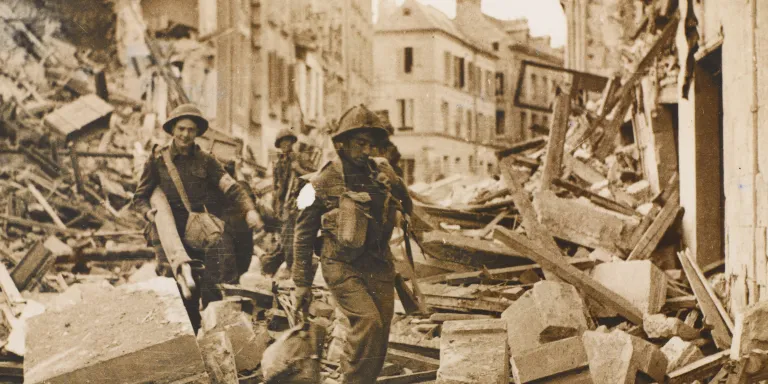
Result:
[162, 149, 193, 212]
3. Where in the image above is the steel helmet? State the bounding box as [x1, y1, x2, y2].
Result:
[332, 104, 388, 141]
[274, 128, 298, 148]
[162, 103, 209, 136]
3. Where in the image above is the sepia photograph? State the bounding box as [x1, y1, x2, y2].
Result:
[0, 0, 762, 382]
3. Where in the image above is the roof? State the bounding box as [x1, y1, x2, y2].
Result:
[376, 0, 464, 39]
[510, 43, 564, 65]
[376, 0, 497, 58]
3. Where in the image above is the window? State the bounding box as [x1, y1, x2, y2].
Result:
[542, 76, 548, 102]
[486, 70, 494, 98]
[495, 72, 504, 96]
[469, 155, 476, 173]
[466, 110, 473, 140]
[543, 114, 549, 127]
[477, 112, 485, 140]
[444, 52, 452, 85]
[467, 62, 475, 92]
[396, 99, 414, 131]
[404, 47, 413, 73]
[531, 74, 538, 99]
[532, 113, 540, 126]
[454, 56, 465, 89]
[441, 101, 450, 133]
[455, 106, 463, 136]
[492, 42, 499, 51]
[520, 111, 527, 130]
[496, 110, 506, 135]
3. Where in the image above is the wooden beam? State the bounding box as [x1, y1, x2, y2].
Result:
[494, 137, 546, 160]
[540, 84, 572, 189]
[69, 145, 84, 197]
[27, 183, 66, 229]
[499, 157, 565, 281]
[0, 264, 25, 313]
[419, 258, 596, 285]
[422, 294, 510, 314]
[494, 227, 644, 324]
[0, 214, 82, 235]
[553, 178, 639, 218]
[377, 370, 437, 384]
[385, 348, 440, 372]
[677, 249, 733, 349]
[662, 295, 697, 312]
[626, 189, 681, 260]
[666, 350, 730, 384]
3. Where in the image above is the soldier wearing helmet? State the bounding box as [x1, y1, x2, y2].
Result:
[260, 128, 315, 277]
[132, 103, 264, 332]
[292, 105, 413, 383]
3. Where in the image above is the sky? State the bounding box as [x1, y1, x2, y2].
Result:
[373, 0, 567, 47]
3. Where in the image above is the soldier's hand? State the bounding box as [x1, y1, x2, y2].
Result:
[246, 209, 264, 231]
[145, 208, 158, 223]
[293, 286, 312, 322]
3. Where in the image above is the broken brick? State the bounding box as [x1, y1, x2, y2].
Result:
[643, 314, 699, 340]
[511, 336, 589, 383]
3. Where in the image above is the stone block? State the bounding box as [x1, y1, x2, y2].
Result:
[201, 301, 270, 372]
[511, 336, 589, 383]
[582, 329, 668, 384]
[437, 319, 508, 384]
[661, 337, 704, 373]
[643, 314, 699, 340]
[732, 299, 768, 362]
[590, 260, 667, 317]
[25, 277, 208, 384]
[501, 281, 591, 356]
[199, 331, 239, 384]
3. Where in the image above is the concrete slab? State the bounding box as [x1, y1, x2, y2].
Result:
[590, 260, 667, 317]
[200, 301, 270, 372]
[661, 337, 704, 373]
[437, 319, 508, 384]
[501, 280, 591, 356]
[25, 277, 208, 384]
[582, 329, 668, 384]
[511, 336, 589, 383]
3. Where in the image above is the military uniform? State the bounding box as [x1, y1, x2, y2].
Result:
[293, 154, 412, 384]
[133, 141, 256, 320]
[262, 129, 315, 276]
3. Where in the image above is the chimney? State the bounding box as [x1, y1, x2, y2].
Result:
[377, 0, 397, 22]
[456, 0, 482, 17]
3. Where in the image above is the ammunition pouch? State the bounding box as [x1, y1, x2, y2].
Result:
[320, 191, 372, 262]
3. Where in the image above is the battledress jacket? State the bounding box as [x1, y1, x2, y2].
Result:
[132, 142, 256, 238]
[292, 155, 413, 288]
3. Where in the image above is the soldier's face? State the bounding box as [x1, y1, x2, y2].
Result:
[278, 139, 293, 153]
[172, 118, 198, 148]
[346, 131, 375, 165]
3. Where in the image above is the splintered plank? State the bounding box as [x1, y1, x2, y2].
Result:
[499, 157, 565, 281]
[418, 258, 595, 285]
[11, 238, 58, 290]
[626, 189, 681, 260]
[494, 227, 644, 324]
[540, 85, 572, 190]
[676, 249, 733, 349]
[666, 350, 729, 384]
[422, 294, 509, 314]
[0, 264, 25, 313]
[377, 370, 437, 384]
[27, 183, 66, 229]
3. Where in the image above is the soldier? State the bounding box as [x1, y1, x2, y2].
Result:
[133, 104, 264, 331]
[292, 105, 413, 384]
[261, 128, 314, 276]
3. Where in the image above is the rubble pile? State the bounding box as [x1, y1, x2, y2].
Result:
[384, 4, 759, 383]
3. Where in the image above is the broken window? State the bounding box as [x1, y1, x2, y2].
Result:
[404, 47, 413, 73]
